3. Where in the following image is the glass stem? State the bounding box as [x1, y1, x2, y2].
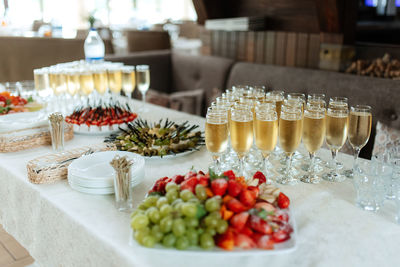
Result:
[331, 149, 338, 172]
[263, 153, 270, 175]
[238, 155, 245, 177]
[286, 153, 293, 177]
[212, 154, 221, 175]
[308, 152, 316, 179]
[142, 91, 146, 106]
[353, 147, 361, 168]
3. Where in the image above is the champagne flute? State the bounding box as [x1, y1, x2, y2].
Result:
[92, 66, 108, 102]
[66, 69, 81, 111]
[254, 102, 278, 181]
[205, 107, 229, 174]
[121, 66, 136, 99]
[79, 69, 95, 106]
[307, 93, 326, 108]
[34, 68, 51, 99]
[107, 65, 122, 100]
[136, 65, 150, 112]
[301, 106, 326, 183]
[230, 105, 254, 177]
[276, 104, 303, 185]
[343, 105, 372, 178]
[266, 90, 285, 120]
[287, 92, 306, 112]
[323, 106, 349, 182]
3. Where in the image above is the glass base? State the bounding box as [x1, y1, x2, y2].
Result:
[275, 175, 299, 185]
[300, 175, 321, 184]
[277, 166, 300, 176]
[343, 169, 354, 179]
[300, 163, 324, 173]
[326, 161, 344, 170]
[322, 171, 346, 182]
[356, 201, 381, 212]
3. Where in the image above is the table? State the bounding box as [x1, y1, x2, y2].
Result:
[1, 101, 400, 267]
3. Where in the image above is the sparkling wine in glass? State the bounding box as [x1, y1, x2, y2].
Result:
[301, 106, 326, 183]
[121, 66, 136, 99]
[276, 105, 303, 185]
[136, 65, 150, 112]
[344, 105, 372, 178]
[92, 66, 108, 102]
[205, 107, 229, 174]
[107, 66, 122, 100]
[66, 69, 81, 111]
[323, 106, 349, 182]
[230, 106, 254, 177]
[254, 102, 278, 181]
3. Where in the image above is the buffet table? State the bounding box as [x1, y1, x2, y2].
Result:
[0, 101, 399, 267]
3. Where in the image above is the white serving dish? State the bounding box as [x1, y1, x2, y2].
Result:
[68, 151, 145, 195]
[0, 110, 48, 132]
[129, 209, 297, 255]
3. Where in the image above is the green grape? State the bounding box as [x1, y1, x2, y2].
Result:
[184, 217, 199, 228]
[137, 203, 148, 210]
[130, 209, 144, 219]
[195, 185, 207, 201]
[159, 204, 173, 218]
[200, 233, 215, 249]
[216, 219, 228, 234]
[133, 227, 150, 244]
[156, 197, 168, 209]
[181, 202, 197, 218]
[165, 182, 178, 192]
[171, 199, 183, 206]
[160, 216, 173, 233]
[172, 219, 186, 237]
[187, 198, 200, 204]
[197, 228, 204, 235]
[204, 215, 218, 228]
[166, 190, 178, 203]
[144, 195, 159, 207]
[180, 189, 194, 202]
[186, 228, 199, 246]
[146, 207, 161, 224]
[151, 225, 164, 242]
[142, 235, 156, 248]
[131, 214, 149, 230]
[162, 233, 176, 247]
[205, 197, 221, 212]
[209, 211, 221, 219]
[205, 227, 216, 236]
[175, 236, 190, 250]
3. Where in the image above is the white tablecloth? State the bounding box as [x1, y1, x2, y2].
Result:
[1, 101, 400, 267]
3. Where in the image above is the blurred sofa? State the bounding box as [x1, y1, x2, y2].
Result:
[106, 50, 400, 159]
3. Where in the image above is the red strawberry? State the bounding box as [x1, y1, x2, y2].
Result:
[184, 171, 197, 180]
[172, 175, 184, 184]
[223, 170, 236, 180]
[198, 175, 209, 187]
[226, 198, 248, 213]
[180, 177, 198, 193]
[253, 171, 266, 185]
[249, 215, 272, 235]
[211, 178, 228, 196]
[272, 229, 290, 243]
[239, 189, 256, 207]
[198, 170, 205, 176]
[254, 201, 276, 213]
[256, 235, 275, 250]
[230, 212, 249, 231]
[277, 192, 290, 209]
[228, 180, 243, 197]
[240, 226, 253, 236]
[247, 186, 259, 197]
[216, 230, 235, 250]
[234, 234, 256, 249]
[275, 210, 289, 222]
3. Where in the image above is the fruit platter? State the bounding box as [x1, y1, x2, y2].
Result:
[0, 91, 43, 115]
[105, 119, 204, 158]
[65, 101, 137, 134]
[130, 169, 296, 253]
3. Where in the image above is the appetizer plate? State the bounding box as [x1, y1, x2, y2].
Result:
[129, 210, 297, 255]
[68, 151, 145, 194]
[0, 110, 47, 132]
[143, 149, 200, 161]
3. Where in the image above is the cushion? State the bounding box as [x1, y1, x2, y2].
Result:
[372, 121, 400, 155]
[145, 88, 205, 116]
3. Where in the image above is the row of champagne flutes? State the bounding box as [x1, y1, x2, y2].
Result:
[205, 85, 372, 185]
[33, 60, 151, 113]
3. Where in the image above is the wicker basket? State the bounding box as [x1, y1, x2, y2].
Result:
[0, 124, 74, 153]
[27, 143, 116, 184]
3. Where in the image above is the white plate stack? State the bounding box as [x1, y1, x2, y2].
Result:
[68, 151, 145, 195]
